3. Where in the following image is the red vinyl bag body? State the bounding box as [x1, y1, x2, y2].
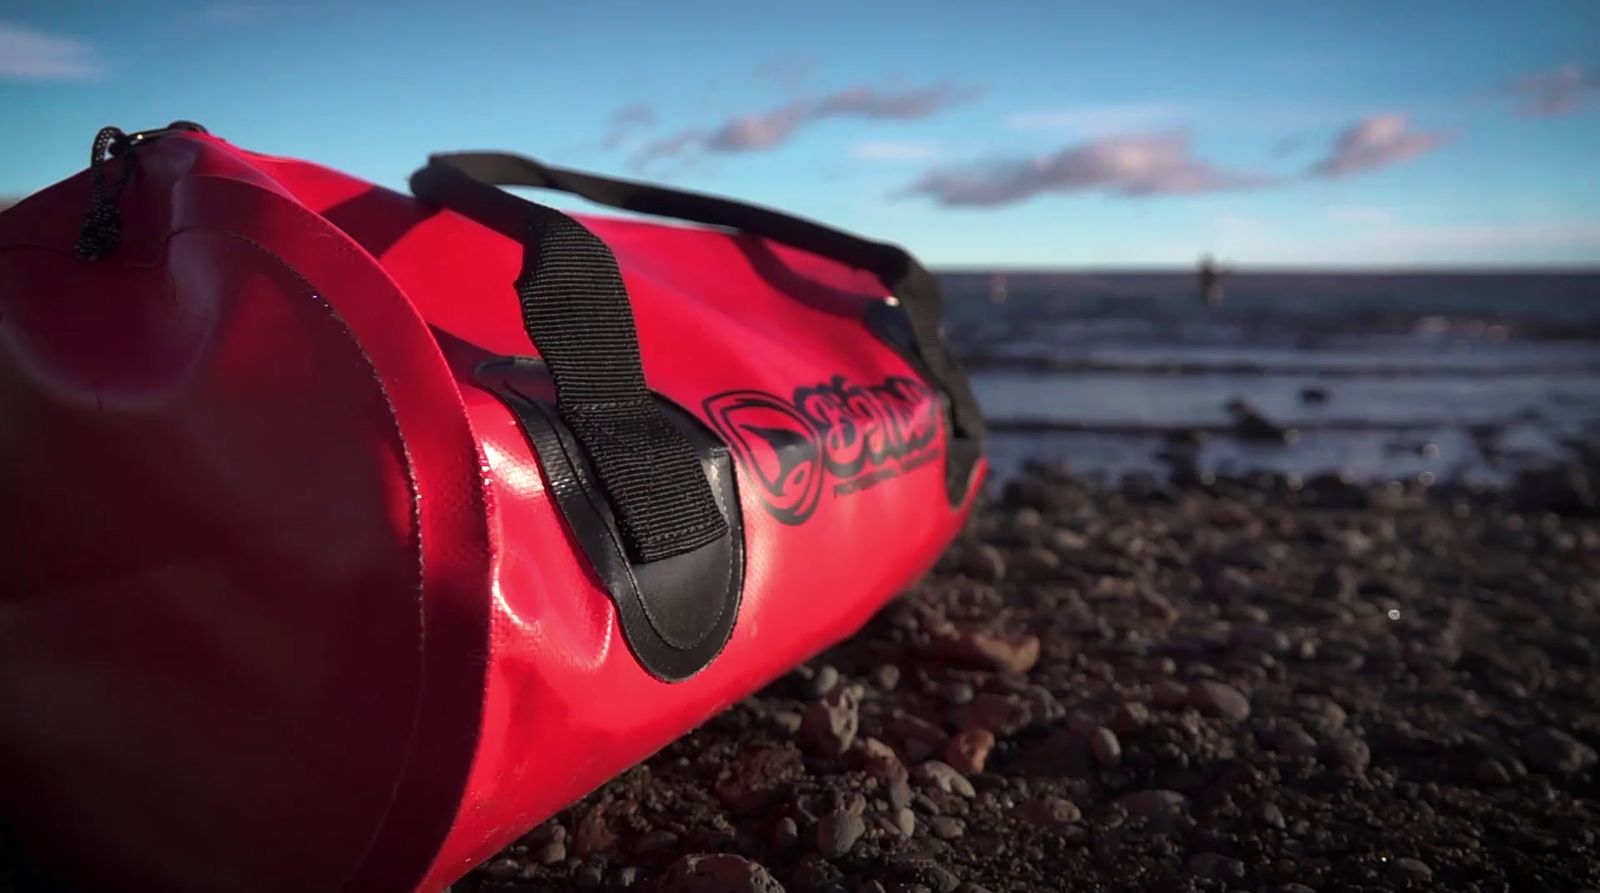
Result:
[0, 125, 985, 892]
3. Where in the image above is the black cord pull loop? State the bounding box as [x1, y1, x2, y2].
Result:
[76, 127, 134, 262]
[75, 122, 209, 262]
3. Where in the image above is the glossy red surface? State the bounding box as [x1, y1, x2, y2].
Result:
[0, 132, 982, 892]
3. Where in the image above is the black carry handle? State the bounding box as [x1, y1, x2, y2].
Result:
[409, 160, 729, 566]
[411, 152, 986, 455]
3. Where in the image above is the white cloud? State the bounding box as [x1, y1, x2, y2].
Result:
[631, 82, 975, 168]
[0, 22, 100, 81]
[1506, 63, 1600, 118]
[1309, 113, 1451, 178]
[903, 131, 1275, 207]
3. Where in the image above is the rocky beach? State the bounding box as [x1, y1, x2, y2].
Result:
[4, 445, 1597, 893]
[4, 272, 1597, 893]
[437, 448, 1600, 893]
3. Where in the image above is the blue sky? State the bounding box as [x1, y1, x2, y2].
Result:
[2, 1, 1598, 268]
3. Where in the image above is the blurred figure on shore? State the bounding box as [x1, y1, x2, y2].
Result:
[1199, 254, 1227, 308]
[989, 271, 1008, 304]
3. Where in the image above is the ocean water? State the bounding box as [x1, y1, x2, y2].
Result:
[938, 271, 1600, 484]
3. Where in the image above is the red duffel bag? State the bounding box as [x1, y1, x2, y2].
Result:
[0, 123, 986, 892]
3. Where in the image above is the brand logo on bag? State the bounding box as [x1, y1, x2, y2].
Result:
[704, 375, 942, 525]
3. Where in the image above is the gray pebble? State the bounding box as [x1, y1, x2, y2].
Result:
[1090, 727, 1122, 767]
[928, 816, 966, 839]
[1321, 732, 1372, 773]
[813, 665, 841, 696]
[894, 806, 917, 837]
[944, 681, 976, 705]
[770, 710, 803, 735]
[524, 822, 566, 847]
[801, 687, 861, 756]
[1113, 700, 1151, 732]
[888, 777, 914, 810]
[1390, 857, 1433, 884]
[483, 858, 521, 880]
[859, 737, 909, 785]
[1117, 789, 1189, 826]
[913, 760, 976, 798]
[1153, 680, 1189, 708]
[1299, 696, 1348, 733]
[874, 664, 902, 692]
[1232, 604, 1270, 623]
[656, 853, 787, 893]
[1524, 726, 1598, 776]
[923, 865, 962, 893]
[1261, 721, 1318, 757]
[1233, 622, 1292, 654]
[770, 816, 799, 852]
[1051, 527, 1089, 551]
[1188, 680, 1251, 721]
[1476, 758, 1512, 785]
[960, 543, 1007, 582]
[815, 810, 866, 859]
[1019, 795, 1082, 825]
[1188, 852, 1246, 882]
[534, 838, 566, 865]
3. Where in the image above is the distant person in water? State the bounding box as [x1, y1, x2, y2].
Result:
[1199, 255, 1227, 308]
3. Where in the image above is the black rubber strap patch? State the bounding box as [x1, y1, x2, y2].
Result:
[476, 358, 744, 682]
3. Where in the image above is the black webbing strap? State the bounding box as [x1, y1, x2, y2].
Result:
[409, 163, 727, 565]
[413, 151, 985, 448]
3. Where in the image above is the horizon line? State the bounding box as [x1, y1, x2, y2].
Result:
[932, 264, 1600, 276]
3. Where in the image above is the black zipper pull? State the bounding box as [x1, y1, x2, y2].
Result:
[76, 121, 208, 262]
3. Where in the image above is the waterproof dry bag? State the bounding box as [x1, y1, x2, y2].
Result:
[0, 123, 985, 893]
